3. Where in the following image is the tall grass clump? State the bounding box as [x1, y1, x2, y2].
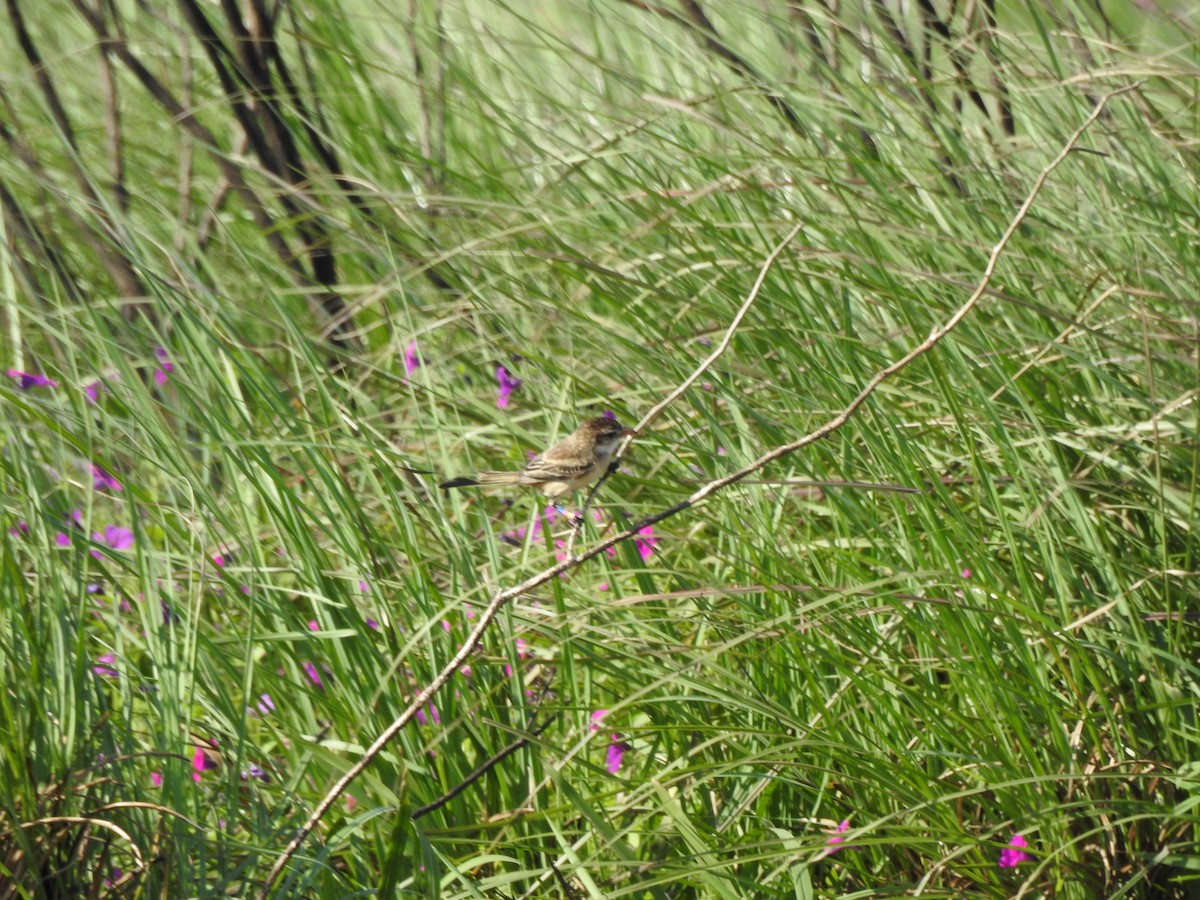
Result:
[1, 1, 1197, 897]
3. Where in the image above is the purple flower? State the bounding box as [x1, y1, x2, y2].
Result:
[83, 372, 119, 403]
[93, 654, 118, 677]
[192, 742, 219, 782]
[92, 465, 123, 492]
[55, 532, 71, 547]
[91, 524, 133, 559]
[150, 771, 163, 787]
[302, 661, 324, 689]
[241, 763, 270, 783]
[153, 347, 174, 385]
[634, 525, 658, 562]
[404, 340, 422, 375]
[826, 820, 855, 853]
[9, 521, 27, 537]
[6, 369, 57, 389]
[496, 366, 521, 408]
[590, 709, 609, 730]
[416, 703, 440, 726]
[606, 736, 631, 774]
[998, 833, 1030, 868]
[366, 618, 380, 630]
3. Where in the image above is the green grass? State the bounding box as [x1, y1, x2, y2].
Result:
[1, 1, 1198, 897]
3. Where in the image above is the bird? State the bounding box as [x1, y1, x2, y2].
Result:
[440, 415, 634, 501]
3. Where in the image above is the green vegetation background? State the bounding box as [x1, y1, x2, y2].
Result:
[1, 1, 1197, 896]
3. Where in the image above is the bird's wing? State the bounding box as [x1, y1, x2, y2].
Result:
[520, 455, 596, 483]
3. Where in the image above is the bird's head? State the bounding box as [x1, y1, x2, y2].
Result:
[579, 415, 636, 457]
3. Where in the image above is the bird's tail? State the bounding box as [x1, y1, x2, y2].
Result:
[439, 471, 523, 490]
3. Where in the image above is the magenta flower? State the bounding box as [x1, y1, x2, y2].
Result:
[366, 617, 379, 630]
[93, 654, 118, 677]
[634, 525, 658, 562]
[90, 524, 133, 559]
[503, 506, 558, 546]
[998, 833, 1030, 868]
[91, 465, 123, 492]
[590, 709, 609, 730]
[6, 369, 57, 389]
[83, 372, 119, 403]
[416, 703, 440, 726]
[496, 366, 521, 408]
[150, 771, 163, 787]
[605, 736, 631, 774]
[9, 521, 27, 537]
[404, 340, 422, 375]
[153, 347, 174, 385]
[192, 742, 219, 782]
[826, 820, 853, 853]
[241, 763, 270, 783]
[55, 531, 71, 547]
[961, 567, 972, 578]
[302, 661, 324, 690]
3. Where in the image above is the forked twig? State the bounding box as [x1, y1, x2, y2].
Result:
[258, 84, 1133, 896]
[567, 219, 805, 553]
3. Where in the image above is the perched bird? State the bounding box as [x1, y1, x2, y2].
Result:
[440, 415, 634, 501]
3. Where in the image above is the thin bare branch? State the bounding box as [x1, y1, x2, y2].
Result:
[568, 219, 806, 550]
[410, 715, 556, 820]
[257, 84, 1134, 896]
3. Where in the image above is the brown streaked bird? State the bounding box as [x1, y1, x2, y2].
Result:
[440, 416, 635, 501]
